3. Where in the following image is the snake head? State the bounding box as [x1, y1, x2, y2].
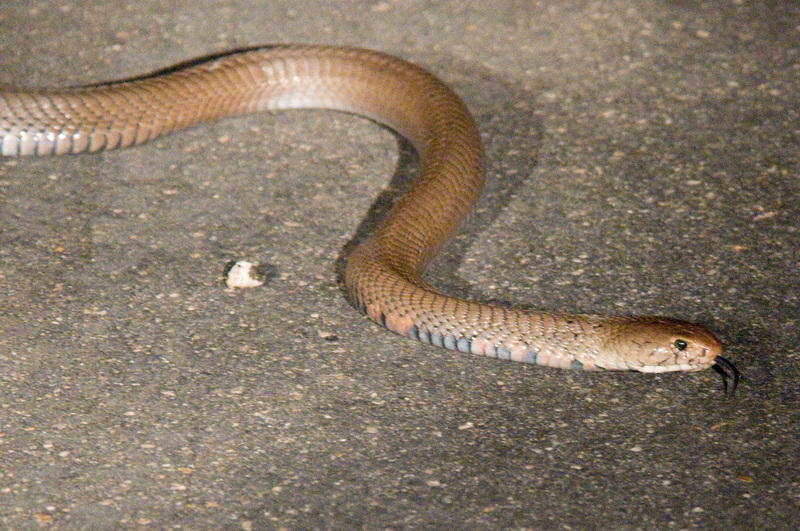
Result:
[599, 316, 739, 395]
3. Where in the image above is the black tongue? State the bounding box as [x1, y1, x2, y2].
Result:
[713, 356, 740, 396]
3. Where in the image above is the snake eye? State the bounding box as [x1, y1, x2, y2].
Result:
[674, 339, 688, 351]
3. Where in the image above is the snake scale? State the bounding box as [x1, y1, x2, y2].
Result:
[0, 45, 739, 393]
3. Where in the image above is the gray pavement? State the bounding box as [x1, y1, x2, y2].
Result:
[1, 0, 798, 528]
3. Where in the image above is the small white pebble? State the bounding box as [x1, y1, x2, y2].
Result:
[226, 261, 265, 289]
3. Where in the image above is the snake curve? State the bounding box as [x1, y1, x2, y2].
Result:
[0, 45, 739, 393]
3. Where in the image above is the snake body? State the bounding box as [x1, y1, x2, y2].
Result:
[0, 45, 738, 391]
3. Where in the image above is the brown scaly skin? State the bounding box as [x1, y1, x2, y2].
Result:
[0, 45, 739, 394]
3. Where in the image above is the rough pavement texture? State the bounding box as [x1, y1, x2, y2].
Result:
[1, 0, 798, 528]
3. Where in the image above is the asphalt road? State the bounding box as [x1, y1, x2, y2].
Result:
[1, 1, 798, 529]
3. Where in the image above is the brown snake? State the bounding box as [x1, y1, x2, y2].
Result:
[0, 45, 739, 393]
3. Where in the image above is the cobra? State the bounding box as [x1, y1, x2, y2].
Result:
[0, 45, 739, 394]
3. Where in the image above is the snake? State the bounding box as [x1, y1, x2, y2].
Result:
[0, 45, 739, 393]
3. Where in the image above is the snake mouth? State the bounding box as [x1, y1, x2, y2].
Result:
[712, 355, 740, 396]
